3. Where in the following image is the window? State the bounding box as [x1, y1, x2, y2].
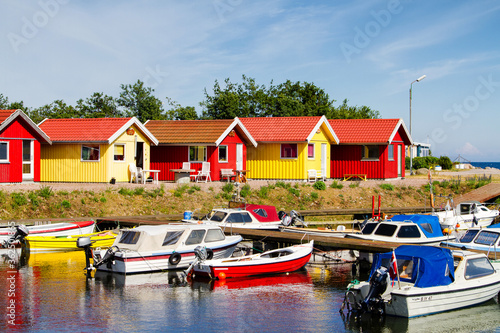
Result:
[205, 229, 225, 242]
[308, 143, 315, 159]
[0, 142, 8, 162]
[418, 223, 434, 234]
[374, 223, 397, 236]
[114, 144, 125, 161]
[226, 212, 253, 223]
[361, 223, 378, 235]
[362, 145, 379, 160]
[81, 144, 100, 161]
[118, 231, 140, 244]
[465, 257, 495, 279]
[397, 225, 421, 238]
[185, 229, 206, 245]
[252, 208, 268, 218]
[189, 146, 206, 162]
[218, 145, 228, 162]
[388, 145, 394, 161]
[460, 229, 480, 243]
[474, 231, 499, 246]
[162, 230, 184, 246]
[208, 211, 227, 222]
[281, 144, 297, 159]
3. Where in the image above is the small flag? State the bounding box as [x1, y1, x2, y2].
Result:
[389, 250, 398, 286]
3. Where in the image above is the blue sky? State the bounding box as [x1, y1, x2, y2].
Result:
[2, 0, 500, 161]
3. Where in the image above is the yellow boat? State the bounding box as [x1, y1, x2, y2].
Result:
[25, 231, 117, 252]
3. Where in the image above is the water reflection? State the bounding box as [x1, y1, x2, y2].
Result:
[0, 248, 499, 332]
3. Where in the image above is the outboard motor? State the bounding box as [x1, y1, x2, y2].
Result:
[184, 245, 207, 276]
[77, 236, 119, 277]
[278, 211, 288, 220]
[2, 225, 29, 248]
[359, 266, 389, 314]
[289, 210, 307, 227]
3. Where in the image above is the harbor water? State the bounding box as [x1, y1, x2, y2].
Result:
[1, 250, 500, 332]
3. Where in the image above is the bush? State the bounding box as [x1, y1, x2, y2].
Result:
[222, 183, 234, 193]
[240, 184, 251, 198]
[100, 197, 107, 203]
[330, 181, 343, 189]
[187, 185, 201, 194]
[258, 186, 269, 198]
[118, 188, 134, 196]
[61, 200, 71, 208]
[379, 184, 394, 191]
[310, 192, 319, 200]
[313, 181, 326, 191]
[38, 186, 54, 199]
[11, 193, 28, 208]
[28, 191, 40, 208]
[438, 156, 453, 170]
[288, 187, 300, 197]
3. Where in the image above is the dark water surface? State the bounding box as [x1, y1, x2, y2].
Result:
[1, 250, 500, 332]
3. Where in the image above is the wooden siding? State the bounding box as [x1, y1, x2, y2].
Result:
[150, 129, 247, 181]
[304, 125, 331, 178]
[0, 118, 42, 183]
[247, 142, 307, 180]
[40, 125, 151, 183]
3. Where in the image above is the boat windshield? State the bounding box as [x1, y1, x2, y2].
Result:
[162, 230, 184, 246]
[397, 225, 421, 238]
[460, 229, 480, 243]
[209, 211, 227, 222]
[226, 212, 253, 223]
[374, 224, 397, 237]
[118, 231, 140, 244]
[474, 231, 500, 246]
[185, 229, 206, 245]
[465, 257, 495, 279]
[205, 229, 225, 242]
[361, 223, 378, 235]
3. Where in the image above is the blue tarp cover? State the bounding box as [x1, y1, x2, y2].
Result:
[390, 214, 444, 238]
[370, 245, 454, 288]
[488, 223, 500, 229]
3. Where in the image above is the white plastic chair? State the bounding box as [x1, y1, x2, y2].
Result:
[196, 162, 211, 183]
[129, 163, 143, 183]
[307, 169, 317, 182]
[183, 162, 196, 182]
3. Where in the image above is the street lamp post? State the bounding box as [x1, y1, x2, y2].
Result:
[409, 74, 426, 175]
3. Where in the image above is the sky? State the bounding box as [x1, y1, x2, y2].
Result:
[2, 0, 500, 161]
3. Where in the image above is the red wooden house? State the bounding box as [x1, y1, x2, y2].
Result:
[0, 109, 51, 183]
[328, 119, 412, 180]
[145, 118, 257, 181]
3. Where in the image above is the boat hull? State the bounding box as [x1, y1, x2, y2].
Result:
[0, 221, 95, 243]
[26, 232, 116, 252]
[193, 242, 313, 279]
[96, 241, 240, 274]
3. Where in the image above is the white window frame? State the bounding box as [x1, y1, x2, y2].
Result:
[307, 143, 315, 159]
[0, 141, 9, 163]
[218, 145, 228, 163]
[189, 145, 207, 162]
[81, 144, 100, 162]
[113, 143, 126, 162]
[388, 144, 394, 161]
[280, 143, 298, 159]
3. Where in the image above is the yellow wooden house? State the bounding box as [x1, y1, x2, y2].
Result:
[240, 116, 338, 180]
[38, 117, 158, 183]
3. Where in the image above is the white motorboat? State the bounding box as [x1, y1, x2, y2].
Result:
[433, 201, 499, 230]
[342, 245, 500, 318]
[441, 224, 500, 254]
[344, 215, 456, 245]
[182, 204, 303, 231]
[83, 224, 242, 274]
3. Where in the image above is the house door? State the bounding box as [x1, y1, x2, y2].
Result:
[397, 145, 402, 177]
[135, 141, 144, 169]
[236, 144, 243, 170]
[22, 140, 34, 181]
[321, 143, 327, 178]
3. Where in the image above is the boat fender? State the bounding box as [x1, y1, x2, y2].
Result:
[169, 252, 182, 265]
[206, 248, 214, 260]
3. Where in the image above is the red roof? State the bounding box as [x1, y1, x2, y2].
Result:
[0, 110, 16, 124]
[240, 116, 324, 142]
[39, 118, 134, 142]
[329, 118, 409, 144]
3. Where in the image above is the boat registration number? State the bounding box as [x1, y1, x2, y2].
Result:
[411, 296, 432, 302]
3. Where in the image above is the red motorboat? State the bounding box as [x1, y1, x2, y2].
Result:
[192, 241, 313, 279]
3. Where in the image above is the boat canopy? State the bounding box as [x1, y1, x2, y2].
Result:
[370, 245, 455, 288]
[488, 224, 500, 229]
[245, 204, 280, 223]
[390, 214, 444, 238]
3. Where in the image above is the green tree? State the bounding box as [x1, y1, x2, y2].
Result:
[200, 78, 242, 119]
[28, 100, 79, 124]
[117, 80, 164, 122]
[76, 92, 121, 118]
[165, 98, 198, 120]
[438, 156, 453, 170]
[328, 99, 380, 119]
[0, 94, 28, 112]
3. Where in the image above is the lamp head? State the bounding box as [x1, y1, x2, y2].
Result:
[416, 75, 426, 82]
